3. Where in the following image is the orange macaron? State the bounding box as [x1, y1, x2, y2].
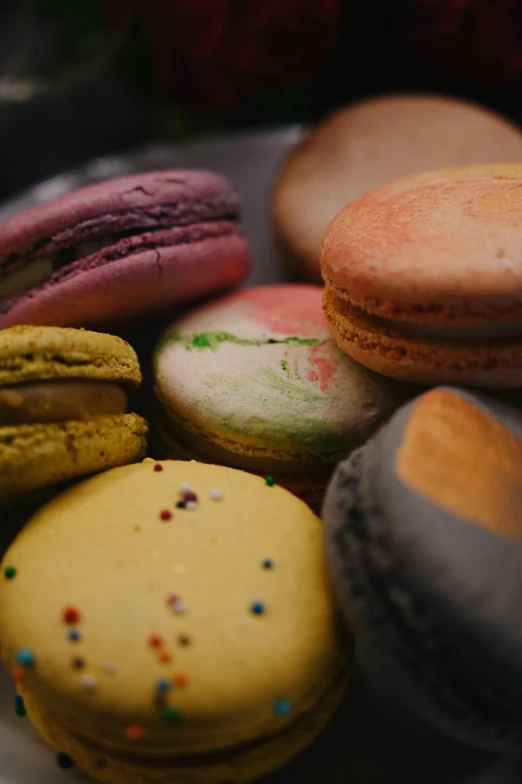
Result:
[321, 162, 522, 387]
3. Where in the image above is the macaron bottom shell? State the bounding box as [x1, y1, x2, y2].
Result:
[0, 414, 147, 503]
[324, 287, 522, 387]
[17, 663, 347, 784]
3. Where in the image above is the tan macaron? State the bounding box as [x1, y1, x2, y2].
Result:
[273, 94, 522, 282]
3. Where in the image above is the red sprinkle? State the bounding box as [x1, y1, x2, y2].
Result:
[159, 509, 173, 521]
[183, 491, 197, 502]
[148, 634, 163, 648]
[173, 673, 189, 687]
[63, 606, 81, 624]
[11, 668, 26, 683]
[125, 724, 145, 740]
[153, 464, 163, 472]
[158, 650, 172, 664]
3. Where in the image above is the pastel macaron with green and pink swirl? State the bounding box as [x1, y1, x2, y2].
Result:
[153, 284, 410, 508]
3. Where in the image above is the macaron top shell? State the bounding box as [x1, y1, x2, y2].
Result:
[321, 163, 522, 321]
[0, 325, 141, 388]
[0, 170, 238, 266]
[154, 285, 408, 460]
[324, 387, 522, 745]
[0, 460, 348, 752]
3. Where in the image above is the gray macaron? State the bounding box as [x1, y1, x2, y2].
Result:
[323, 386, 522, 752]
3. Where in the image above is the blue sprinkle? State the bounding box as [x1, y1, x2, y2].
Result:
[156, 678, 171, 693]
[274, 698, 292, 716]
[68, 629, 81, 642]
[250, 601, 265, 615]
[262, 559, 273, 569]
[14, 695, 26, 717]
[56, 752, 74, 770]
[16, 649, 35, 668]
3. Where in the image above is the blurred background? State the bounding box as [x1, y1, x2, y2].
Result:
[0, 0, 521, 203]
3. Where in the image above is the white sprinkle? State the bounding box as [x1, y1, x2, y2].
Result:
[81, 674, 97, 690]
[210, 488, 223, 501]
[189, 460, 197, 463]
[173, 600, 186, 614]
[185, 501, 197, 510]
[102, 661, 117, 674]
[179, 482, 192, 493]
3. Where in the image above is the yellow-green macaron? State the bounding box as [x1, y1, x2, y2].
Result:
[0, 459, 351, 784]
[0, 325, 147, 503]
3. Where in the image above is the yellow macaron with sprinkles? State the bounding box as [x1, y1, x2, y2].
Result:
[0, 459, 351, 784]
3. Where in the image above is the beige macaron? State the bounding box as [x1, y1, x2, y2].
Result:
[272, 94, 522, 282]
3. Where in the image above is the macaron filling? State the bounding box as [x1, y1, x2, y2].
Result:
[0, 380, 128, 425]
[371, 317, 522, 341]
[325, 287, 522, 342]
[17, 663, 347, 761]
[0, 193, 240, 301]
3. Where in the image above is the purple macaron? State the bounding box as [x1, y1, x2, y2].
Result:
[0, 170, 251, 328]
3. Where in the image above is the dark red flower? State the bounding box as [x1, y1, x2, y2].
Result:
[408, 0, 522, 90]
[105, 0, 340, 109]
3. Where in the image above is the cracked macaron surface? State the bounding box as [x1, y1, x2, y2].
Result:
[0, 170, 251, 328]
[0, 459, 351, 784]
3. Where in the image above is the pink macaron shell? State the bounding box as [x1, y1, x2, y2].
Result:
[321, 163, 522, 313]
[0, 231, 250, 328]
[0, 170, 234, 260]
[219, 284, 329, 337]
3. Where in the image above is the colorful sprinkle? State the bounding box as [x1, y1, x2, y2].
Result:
[125, 724, 145, 741]
[56, 753, 75, 770]
[3, 566, 17, 580]
[274, 698, 292, 716]
[167, 594, 186, 614]
[173, 673, 189, 687]
[250, 602, 266, 615]
[81, 674, 97, 690]
[153, 464, 163, 472]
[178, 634, 191, 646]
[148, 634, 163, 648]
[158, 650, 172, 664]
[72, 657, 85, 669]
[160, 509, 173, 521]
[16, 649, 35, 668]
[185, 501, 197, 510]
[265, 476, 275, 486]
[102, 661, 117, 674]
[210, 489, 223, 501]
[176, 501, 186, 509]
[68, 629, 81, 642]
[179, 483, 191, 493]
[63, 606, 81, 624]
[14, 695, 26, 717]
[262, 559, 274, 569]
[11, 668, 26, 683]
[156, 678, 171, 693]
[183, 491, 197, 502]
[162, 706, 182, 725]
